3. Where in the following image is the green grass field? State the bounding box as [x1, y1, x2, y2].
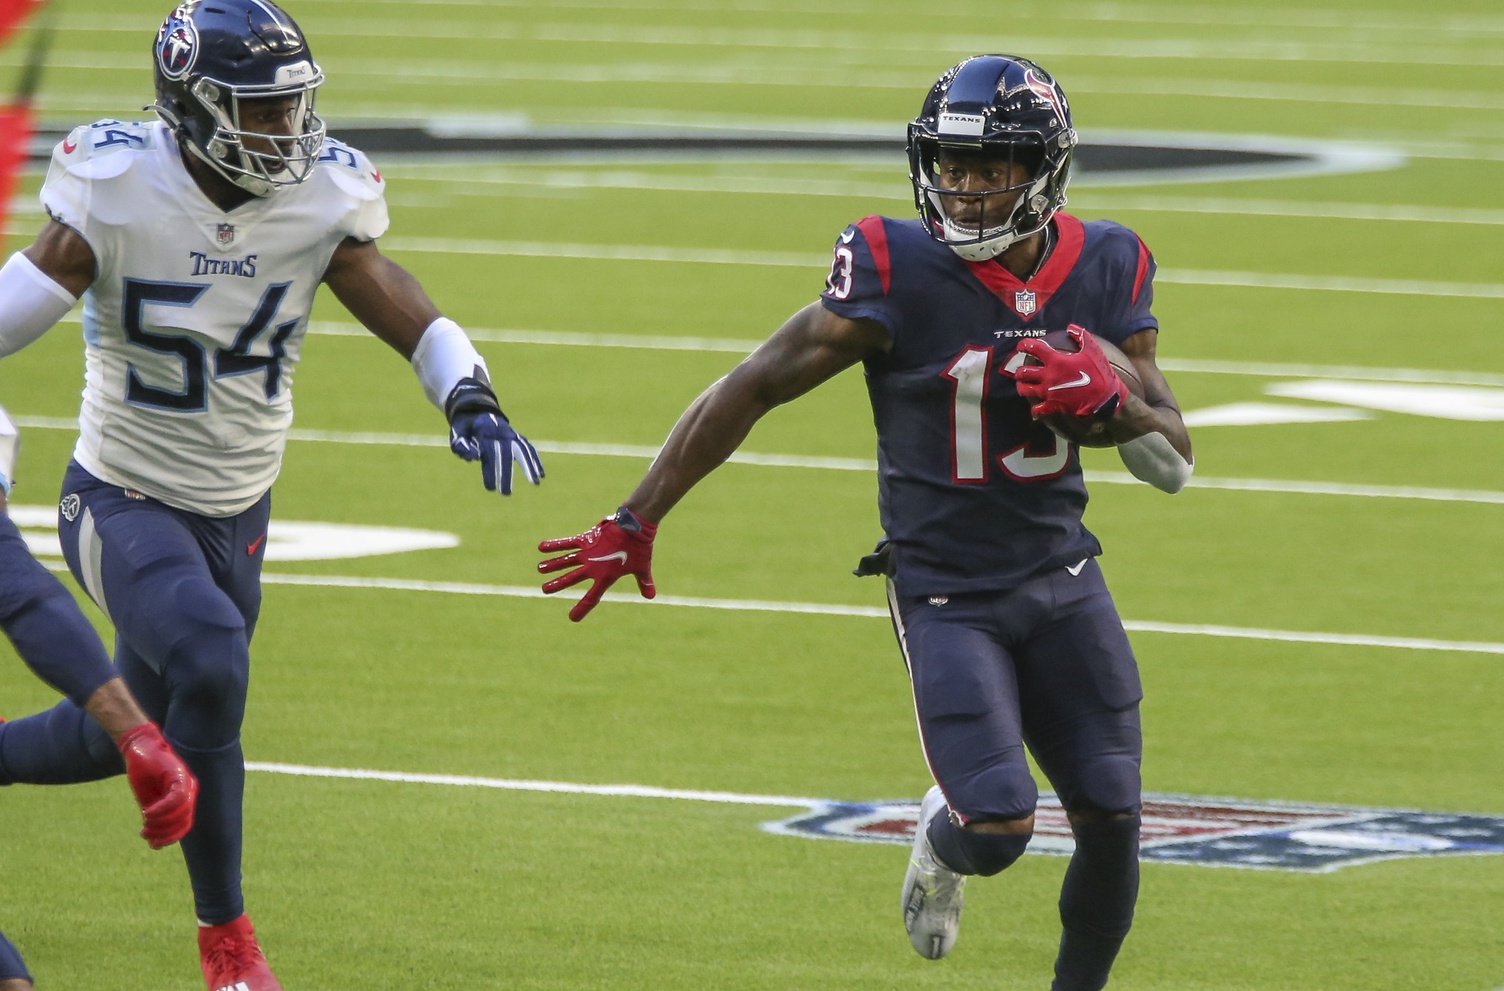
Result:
[2, 1, 1503, 988]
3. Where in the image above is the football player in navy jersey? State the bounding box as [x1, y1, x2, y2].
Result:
[540, 55, 1191, 990]
[0, 406, 198, 991]
[0, 2, 541, 989]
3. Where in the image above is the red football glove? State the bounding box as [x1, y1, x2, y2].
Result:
[1013, 325, 1129, 420]
[118, 722, 198, 849]
[538, 506, 658, 622]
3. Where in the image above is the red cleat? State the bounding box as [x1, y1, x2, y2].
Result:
[197, 915, 282, 991]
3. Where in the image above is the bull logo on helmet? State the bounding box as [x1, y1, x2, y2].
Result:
[1022, 67, 1068, 128]
[156, 5, 199, 80]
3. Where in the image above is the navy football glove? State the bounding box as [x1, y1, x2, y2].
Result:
[445, 375, 544, 496]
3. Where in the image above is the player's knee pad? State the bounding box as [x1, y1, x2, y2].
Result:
[0, 699, 121, 786]
[931, 817, 1032, 877]
[1071, 754, 1142, 817]
[946, 758, 1039, 824]
[155, 577, 251, 744]
[2, 583, 115, 706]
[944, 824, 1028, 878]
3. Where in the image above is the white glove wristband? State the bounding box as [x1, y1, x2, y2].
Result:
[0, 252, 77, 359]
[1117, 432, 1193, 494]
[411, 317, 489, 410]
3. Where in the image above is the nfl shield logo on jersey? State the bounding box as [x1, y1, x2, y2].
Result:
[216, 223, 236, 246]
[1014, 289, 1037, 316]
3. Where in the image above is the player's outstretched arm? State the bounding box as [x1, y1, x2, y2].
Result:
[322, 237, 543, 495]
[538, 302, 888, 621]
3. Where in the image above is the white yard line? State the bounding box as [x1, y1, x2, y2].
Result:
[371, 173, 1504, 228]
[296, 0, 1504, 39]
[253, 573, 1504, 656]
[369, 237, 1504, 300]
[244, 761, 822, 808]
[49, 17, 1504, 66]
[11, 415, 1503, 505]
[304, 321, 1504, 388]
[30, 558, 1504, 655]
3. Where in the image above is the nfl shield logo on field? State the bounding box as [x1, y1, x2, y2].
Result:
[216, 223, 236, 246]
[1014, 289, 1037, 315]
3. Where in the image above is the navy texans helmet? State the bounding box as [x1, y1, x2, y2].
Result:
[907, 55, 1077, 261]
[151, 0, 326, 196]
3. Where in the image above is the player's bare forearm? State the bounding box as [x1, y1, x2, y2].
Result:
[624, 369, 772, 522]
[322, 237, 442, 359]
[625, 302, 887, 522]
[20, 220, 96, 296]
[1105, 329, 1192, 461]
[82, 677, 152, 743]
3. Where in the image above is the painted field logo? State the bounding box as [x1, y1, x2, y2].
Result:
[762, 793, 1504, 872]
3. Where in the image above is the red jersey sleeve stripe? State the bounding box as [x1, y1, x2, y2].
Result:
[857, 215, 891, 295]
[1132, 235, 1151, 304]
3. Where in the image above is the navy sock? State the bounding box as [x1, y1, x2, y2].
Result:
[175, 736, 246, 924]
[0, 700, 121, 785]
[1052, 814, 1141, 991]
[0, 930, 31, 983]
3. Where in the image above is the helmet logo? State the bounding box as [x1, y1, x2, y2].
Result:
[274, 60, 315, 86]
[937, 112, 984, 138]
[156, 9, 199, 80]
[1022, 68, 1068, 128]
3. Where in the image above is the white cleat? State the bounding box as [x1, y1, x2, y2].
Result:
[901, 784, 967, 960]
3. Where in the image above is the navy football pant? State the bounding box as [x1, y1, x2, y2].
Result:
[0, 515, 116, 707]
[890, 558, 1141, 990]
[890, 558, 1142, 822]
[0, 462, 268, 925]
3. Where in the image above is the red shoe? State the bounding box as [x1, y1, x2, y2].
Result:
[197, 915, 282, 991]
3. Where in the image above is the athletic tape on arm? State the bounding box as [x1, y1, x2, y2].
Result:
[410, 317, 489, 410]
[1116, 432, 1193, 494]
[0, 252, 77, 359]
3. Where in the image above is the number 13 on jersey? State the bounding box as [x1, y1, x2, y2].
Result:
[943, 346, 1071, 483]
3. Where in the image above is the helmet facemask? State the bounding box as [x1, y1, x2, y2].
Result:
[906, 55, 1078, 262]
[909, 132, 1074, 262]
[175, 69, 326, 197]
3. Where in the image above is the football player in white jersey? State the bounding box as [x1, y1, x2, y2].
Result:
[0, 3, 541, 989]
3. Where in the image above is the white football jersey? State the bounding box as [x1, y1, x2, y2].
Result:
[41, 118, 389, 517]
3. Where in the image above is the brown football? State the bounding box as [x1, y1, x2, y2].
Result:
[1022, 329, 1144, 448]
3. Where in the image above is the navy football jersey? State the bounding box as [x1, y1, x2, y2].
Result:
[821, 213, 1158, 596]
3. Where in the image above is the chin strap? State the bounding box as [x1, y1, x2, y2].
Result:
[1116, 433, 1193, 494]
